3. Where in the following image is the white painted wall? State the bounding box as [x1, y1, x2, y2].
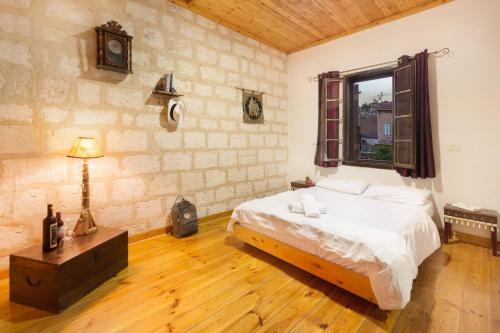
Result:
[287, 0, 500, 236]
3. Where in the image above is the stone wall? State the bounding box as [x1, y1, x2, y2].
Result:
[0, 0, 288, 267]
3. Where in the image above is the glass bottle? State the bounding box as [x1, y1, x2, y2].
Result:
[56, 212, 64, 245]
[43, 204, 58, 251]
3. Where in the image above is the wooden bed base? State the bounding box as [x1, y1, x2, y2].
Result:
[232, 223, 378, 305]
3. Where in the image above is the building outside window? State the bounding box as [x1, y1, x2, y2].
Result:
[343, 69, 394, 168]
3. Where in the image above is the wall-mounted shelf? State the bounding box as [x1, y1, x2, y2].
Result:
[153, 90, 183, 98]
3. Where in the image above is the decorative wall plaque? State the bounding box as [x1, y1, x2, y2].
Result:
[242, 90, 264, 124]
[95, 20, 133, 74]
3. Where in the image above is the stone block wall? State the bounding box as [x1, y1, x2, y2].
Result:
[0, 0, 288, 267]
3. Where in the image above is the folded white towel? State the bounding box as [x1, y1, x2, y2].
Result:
[300, 194, 320, 218]
[288, 201, 327, 214]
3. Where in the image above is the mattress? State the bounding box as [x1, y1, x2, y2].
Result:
[227, 187, 441, 310]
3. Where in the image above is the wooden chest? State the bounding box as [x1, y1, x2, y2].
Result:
[10, 227, 128, 313]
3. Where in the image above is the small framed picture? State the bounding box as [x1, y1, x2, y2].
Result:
[242, 90, 264, 124]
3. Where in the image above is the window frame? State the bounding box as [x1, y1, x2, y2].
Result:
[342, 67, 395, 170]
[323, 77, 343, 162]
[393, 61, 416, 169]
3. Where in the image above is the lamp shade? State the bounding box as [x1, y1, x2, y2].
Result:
[67, 137, 103, 159]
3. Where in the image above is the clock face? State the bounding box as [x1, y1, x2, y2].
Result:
[106, 39, 124, 64]
[107, 39, 123, 54]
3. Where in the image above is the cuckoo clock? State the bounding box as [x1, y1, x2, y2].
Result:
[95, 20, 133, 74]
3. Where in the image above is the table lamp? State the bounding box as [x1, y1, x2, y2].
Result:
[67, 137, 103, 236]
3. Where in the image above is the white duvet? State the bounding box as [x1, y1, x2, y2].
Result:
[227, 187, 441, 310]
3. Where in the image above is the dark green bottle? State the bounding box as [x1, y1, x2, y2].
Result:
[43, 204, 57, 252]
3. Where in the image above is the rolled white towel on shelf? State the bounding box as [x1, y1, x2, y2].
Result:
[288, 201, 327, 214]
[300, 194, 321, 218]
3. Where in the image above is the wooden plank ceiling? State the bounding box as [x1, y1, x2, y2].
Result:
[171, 0, 451, 54]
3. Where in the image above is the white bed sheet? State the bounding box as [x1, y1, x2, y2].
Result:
[227, 187, 441, 310]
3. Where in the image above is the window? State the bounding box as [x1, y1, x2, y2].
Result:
[384, 123, 392, 136]
[343, 68, 394, 168]
[316, 61, 416, 170]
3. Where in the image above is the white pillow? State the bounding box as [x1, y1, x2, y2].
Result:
[362, 184, 431, 206]
[316, 178, 369, 195]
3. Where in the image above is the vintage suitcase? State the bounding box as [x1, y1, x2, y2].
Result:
[171, 196, 198, 238]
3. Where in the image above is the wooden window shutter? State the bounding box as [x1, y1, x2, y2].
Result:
[393, 58, 416, 169]
[323, 76, 342, 162]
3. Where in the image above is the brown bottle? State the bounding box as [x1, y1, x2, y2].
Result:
[43, 204, 58, 252]
[56, 212, 64, 245]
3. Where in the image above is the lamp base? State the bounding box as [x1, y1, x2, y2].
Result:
[73, 208, 97, 236]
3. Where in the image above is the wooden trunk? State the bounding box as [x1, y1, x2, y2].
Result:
[10, 227, 128, 313]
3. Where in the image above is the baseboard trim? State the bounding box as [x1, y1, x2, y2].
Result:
[438, 228, 497, 249]
[128, 210, 233, 243]
[128, 225, 173, 244]
[198, 210, 233, 224]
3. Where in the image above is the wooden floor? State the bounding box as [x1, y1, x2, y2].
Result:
[0, 217, 498, 333]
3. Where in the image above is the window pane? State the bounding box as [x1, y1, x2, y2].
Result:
[395, 117, 411, 140]
[326, 140, 339, 160]
[326, 100, 339, 119]
[395, 92, 411, 116]
[396, 141, 412, 166]
[384, 123, 392, 136]
[326, 120, 339, 139]
[356, 76, 393, 161]
[326, 80, 339, 100]
[395, 66, 411, 91]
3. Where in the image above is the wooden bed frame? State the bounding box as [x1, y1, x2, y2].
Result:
[232, 223, 378, 305]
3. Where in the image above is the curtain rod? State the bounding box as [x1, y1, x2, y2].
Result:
[307, 47, 450, 82]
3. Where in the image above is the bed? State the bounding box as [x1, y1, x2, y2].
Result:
[227, 185, 441, 310]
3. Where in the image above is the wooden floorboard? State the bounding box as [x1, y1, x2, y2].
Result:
[0, 217, 497, 333]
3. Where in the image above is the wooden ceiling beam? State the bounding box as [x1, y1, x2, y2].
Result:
[289, 0, 452, 53]
[190, 0, 311, 48]
[257, 0, 332, 40]
[222, 0, 317, 41]
[275, 0, 345, 37]
[169, 0, 453, 54]
[373, 0, 398, 17]
[339, 0, 373, 26]
[311, 1, 357, 31]
[217, 0, 311, 47]
[171, 0, 294, 52]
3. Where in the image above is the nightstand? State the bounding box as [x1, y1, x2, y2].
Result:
[444, 204, 498, 256]
[290, 180, 315, 191]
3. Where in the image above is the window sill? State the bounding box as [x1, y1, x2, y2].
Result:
[341, 160, 394, 170]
